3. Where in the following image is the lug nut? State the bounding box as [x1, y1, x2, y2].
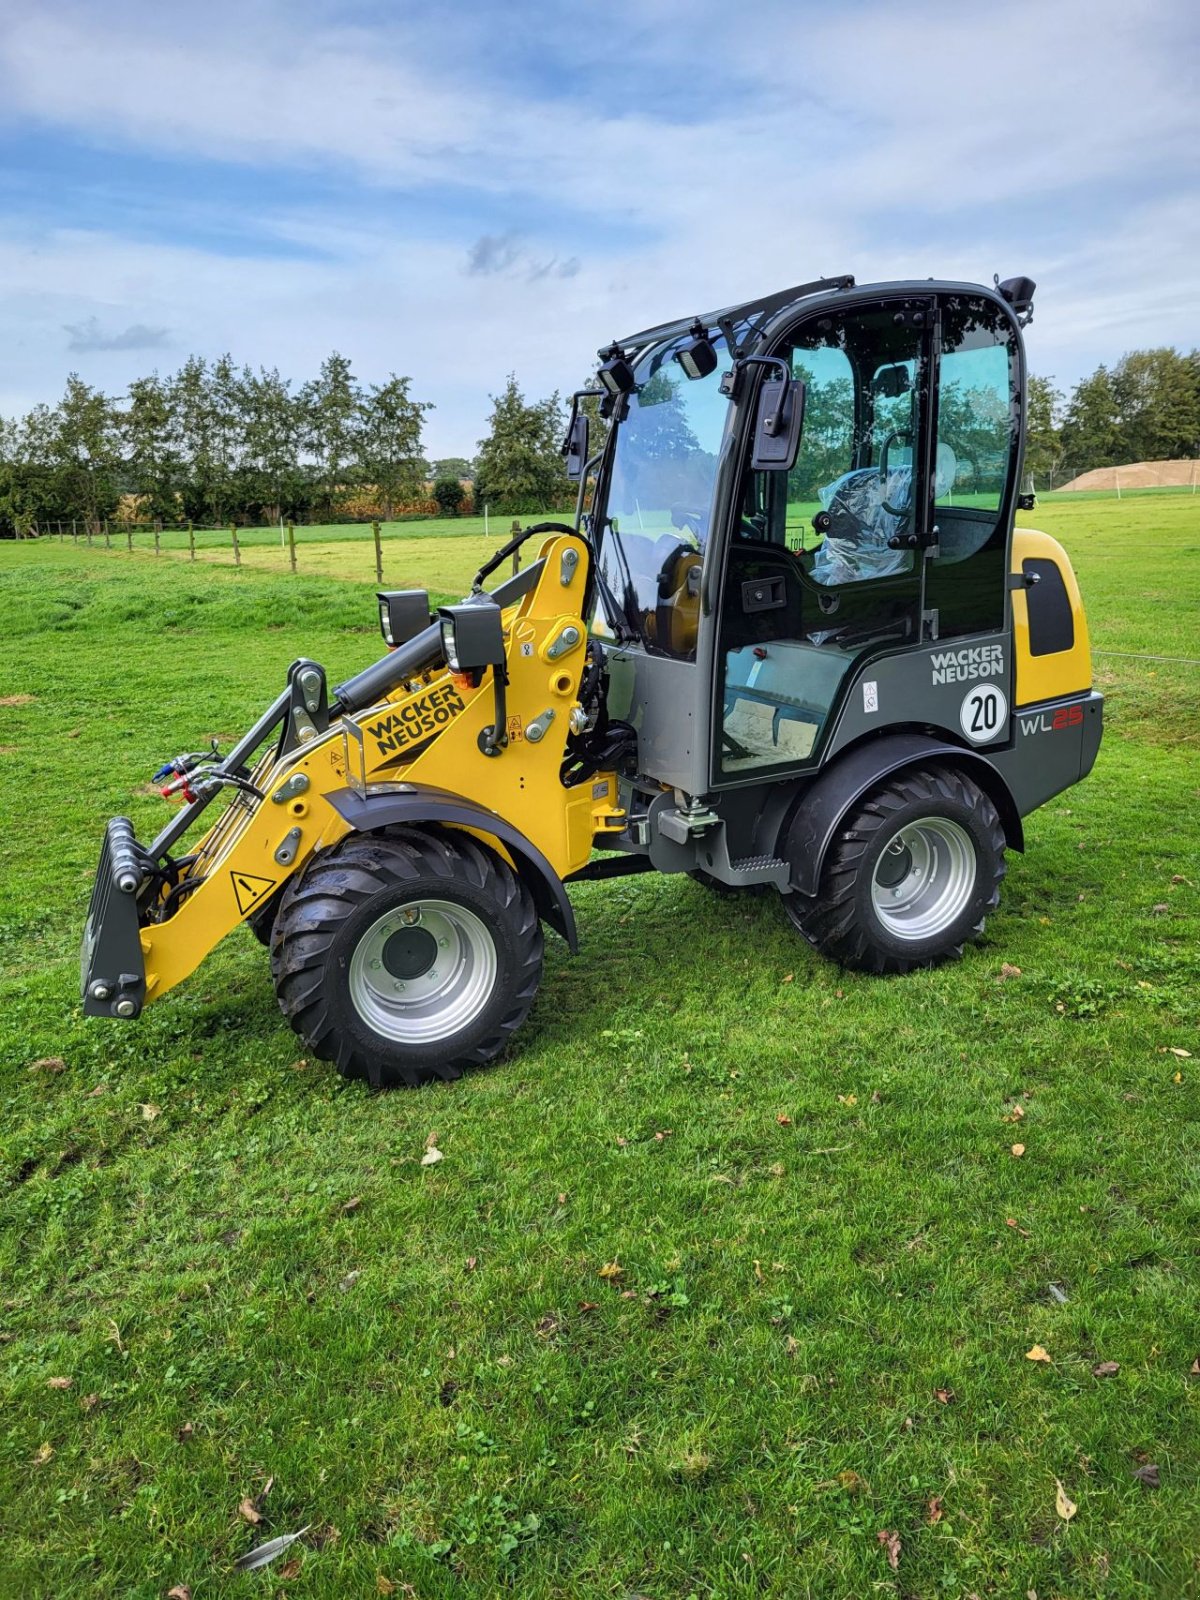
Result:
[399, 907, 420, 926]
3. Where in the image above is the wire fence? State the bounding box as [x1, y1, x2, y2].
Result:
[13, 512, 540, 590]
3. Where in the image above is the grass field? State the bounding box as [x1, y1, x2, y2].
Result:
[1, 494, 1198, 1598]
[55, 514, 543, 597]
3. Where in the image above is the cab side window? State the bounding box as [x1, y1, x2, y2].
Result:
[926, 298, 1018, 638]
[715, 306, 928, 778]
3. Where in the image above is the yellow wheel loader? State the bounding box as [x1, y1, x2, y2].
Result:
[82, 273, 1102, 1086]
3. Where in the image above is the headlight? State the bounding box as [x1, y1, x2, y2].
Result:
[438, 601, 506, 674]
[377, 590, 431, 649]
[440, 614, 460, 671]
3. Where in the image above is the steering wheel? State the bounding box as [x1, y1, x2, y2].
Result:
[878, 430, 913, 518]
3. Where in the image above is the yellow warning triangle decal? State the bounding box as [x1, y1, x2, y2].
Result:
[230, 871, 277, 916]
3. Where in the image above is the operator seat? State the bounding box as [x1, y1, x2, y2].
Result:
[812, 443, 956, 587]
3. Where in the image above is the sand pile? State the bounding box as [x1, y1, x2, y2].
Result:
[1060, 459, 1199, 492]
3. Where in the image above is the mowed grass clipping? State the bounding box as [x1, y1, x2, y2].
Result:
[0, 494, 1197, 1599]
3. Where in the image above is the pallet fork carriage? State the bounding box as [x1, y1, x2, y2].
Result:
[82, 272, 1102, 1086]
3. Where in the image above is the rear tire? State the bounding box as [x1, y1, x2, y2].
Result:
[271, 826, 543, 1087]
[785, 765, 1005, 974]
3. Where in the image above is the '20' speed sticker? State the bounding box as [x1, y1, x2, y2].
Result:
[959, 682, 1008, 744]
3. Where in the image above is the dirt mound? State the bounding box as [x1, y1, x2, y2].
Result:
[1060, 459, 1199, 492]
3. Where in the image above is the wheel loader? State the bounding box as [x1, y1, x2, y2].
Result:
[81, 272, 1102, 1086]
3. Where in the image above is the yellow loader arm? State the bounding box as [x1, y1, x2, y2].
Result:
[82, 532, 625, 1021]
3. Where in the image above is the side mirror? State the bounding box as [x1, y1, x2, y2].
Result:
[563, 411, 589, 482]
[751, 375, 806, 472]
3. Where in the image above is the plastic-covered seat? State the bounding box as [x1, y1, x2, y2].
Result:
[812, 443, 956, 587]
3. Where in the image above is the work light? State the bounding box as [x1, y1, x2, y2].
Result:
[438, 600, 505, 674]
[377, 589, 431, 649]
[596, 347, 637, 397]
[675, 322, 718, 381]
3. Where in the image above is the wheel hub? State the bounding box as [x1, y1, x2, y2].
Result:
[381, 926, 438, 980]
[870, 817, 976, 941]
[348, 898, 499, 1044]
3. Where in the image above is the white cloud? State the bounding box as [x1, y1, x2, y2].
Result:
[0, 0, 1195, 450]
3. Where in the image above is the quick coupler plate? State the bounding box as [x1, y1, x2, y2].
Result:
[80, 818, 147, 1019]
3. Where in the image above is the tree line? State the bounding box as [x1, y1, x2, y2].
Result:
[0, 357, 578, 535]
[1024, 346, 1200, 486]
[5, 342, 1196, 535]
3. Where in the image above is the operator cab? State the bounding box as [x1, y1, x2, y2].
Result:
[591, 281, 1021, 795]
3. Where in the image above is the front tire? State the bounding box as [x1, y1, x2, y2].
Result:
[271, 827, 543, 1087]
[785, 765, 1006, 974]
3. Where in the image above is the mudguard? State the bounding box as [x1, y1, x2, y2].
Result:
[783, 732, 1024, 898]
[325, 784, 579, 952]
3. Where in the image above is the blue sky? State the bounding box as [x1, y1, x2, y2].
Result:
[0, 0, 1196, 457]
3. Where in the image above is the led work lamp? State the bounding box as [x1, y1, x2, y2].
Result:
[377, 590, 431, 649]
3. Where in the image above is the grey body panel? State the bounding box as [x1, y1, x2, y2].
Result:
[605, 650, 698, 793]
[826, 633, 1013, 762]
[991, 690, 1103, 813]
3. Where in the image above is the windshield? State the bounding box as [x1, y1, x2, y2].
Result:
[595, 329, 734, 658]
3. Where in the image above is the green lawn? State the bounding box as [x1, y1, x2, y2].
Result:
[1, 495, 1198, 1598]
[57, 513, 553, 596]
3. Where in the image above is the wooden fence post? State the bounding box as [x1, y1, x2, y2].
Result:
[372, 519, 383, 584]
[126, 526, 134, 552]
[154, 525, 161, 557]
[103, 520, 110, 549]
[287, 521, 297, 574]
[231, 524, 241, 567]
[188, 521, 196, 562]
[72, 518, 78, 543]
[510, 519, 522, 575]
[86, 521, 93, 547]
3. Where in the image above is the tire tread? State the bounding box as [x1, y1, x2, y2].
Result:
[271, 826, 543, 1088]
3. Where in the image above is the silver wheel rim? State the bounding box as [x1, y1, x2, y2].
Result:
[870, 817, 977, 941]
[347, 898, 498, 1044]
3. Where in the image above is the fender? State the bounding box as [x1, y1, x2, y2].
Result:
[325, 784, 578, 952]
[782, 732, 1024, 898]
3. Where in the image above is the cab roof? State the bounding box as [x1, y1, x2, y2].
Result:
[610, 274, 1021, 359]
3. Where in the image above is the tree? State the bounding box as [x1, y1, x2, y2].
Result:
[1023, 375, 1063, 486]
[125, 373, 180, 524]
[209, 354, 244, 521]
[0, 405, 60, 533]
[1060, 366, 1121, 473]
[1111, 348, 1200, 462]
[431, 456, 471, 481]
[239, 367, 308, 523]
[53, 375, 121, 532]
[172, 356, 222, 524]
[304, 352, 361, 514]
[355, 376, 431, 519]
[473, 374, 572, 514]
[433, 476, 466, 516]
[790, 362, 854, 499]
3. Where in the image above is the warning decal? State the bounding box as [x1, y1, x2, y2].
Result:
[230, 871, 277, 916]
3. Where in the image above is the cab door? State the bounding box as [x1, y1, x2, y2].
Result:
[711, 298, 935, 784]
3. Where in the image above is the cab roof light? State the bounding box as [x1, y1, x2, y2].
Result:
[597, 345, 638, 397]
[674, 321, 718, 381]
